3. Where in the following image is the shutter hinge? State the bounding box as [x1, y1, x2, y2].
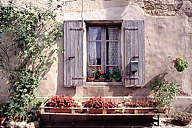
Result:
[72, 77, 84, 80]
[70, 27, 84, 31]
[124, 27, 138, 30]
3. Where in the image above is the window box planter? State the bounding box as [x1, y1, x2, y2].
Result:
[89, 109, 103, 114]
[107, 109, 116, 114]
[49, 108, 72, 113]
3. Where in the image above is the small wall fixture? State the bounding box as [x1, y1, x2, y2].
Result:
[131, 60, 139, 72]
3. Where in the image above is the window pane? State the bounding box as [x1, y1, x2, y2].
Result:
[88, 27, 101, 40]
[106, 27, 119, 40]
[88, 41, 101, 65]
[106, 42, 119, 65]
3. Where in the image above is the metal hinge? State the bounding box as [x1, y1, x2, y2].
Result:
[72, 77, 84, 80]
[124, 27, 138, 30]
[70, 27, 84, 31]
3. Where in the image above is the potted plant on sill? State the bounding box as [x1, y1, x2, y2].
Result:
[46, 94, 77, 113]
[110, 68, 121, 82]
[97, 67, 105, 82]
[173, 112, 192, 125]
[88, 66, 97, 82]
[173, 56, 189, 72]
[150, 79, 181, 113]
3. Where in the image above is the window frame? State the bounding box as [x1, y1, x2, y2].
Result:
[86, 23, 122, 83]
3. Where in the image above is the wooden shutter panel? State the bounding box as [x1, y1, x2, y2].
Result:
[63, 20, 84, 87]
[123, 20, 145, 87]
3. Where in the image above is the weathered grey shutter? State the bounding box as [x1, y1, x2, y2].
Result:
[63, 20, 84, 87]
[123, 20, 145, 87]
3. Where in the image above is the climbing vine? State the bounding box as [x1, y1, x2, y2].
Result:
[0, 0, 62, 121]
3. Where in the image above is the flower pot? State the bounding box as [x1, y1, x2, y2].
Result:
[99, 78, 105, 82]
[89, 109, 102, 114]
[88, 77, 95, 82]
[178, 119, 191, 125]
[50, 108, 71, 113]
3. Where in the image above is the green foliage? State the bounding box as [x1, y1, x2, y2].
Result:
[0, 1, 62, 121]
[0, 102, 9, 117]
[110, 68, 121, 82]
[173, 112, 192, 121]
[174, 56, 189, 72]
[150, 79, 181, 107]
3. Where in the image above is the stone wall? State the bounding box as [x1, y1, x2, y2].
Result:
[0, 0, 192, 112]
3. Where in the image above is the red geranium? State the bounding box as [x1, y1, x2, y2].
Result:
[98, 67, 101, 70]
[99, 71, 103, 74]
[93, 66, 96, 69]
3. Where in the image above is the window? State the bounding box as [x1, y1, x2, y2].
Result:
[63, 20, 144, 87]
[87, 26, 121, 81]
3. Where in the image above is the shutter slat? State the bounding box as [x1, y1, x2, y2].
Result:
[124, 21, 131, 85]
[134, 21, 139, 85]
[124, 20, 145, 87]
[64, 20, 84, 87]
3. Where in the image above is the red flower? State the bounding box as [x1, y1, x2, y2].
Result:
[99, 71, 103, 74]
[93, 66, 96, 69]
[181, 88, 183, 91]
[3, 106, 5, 108]
[98, 67, 101, 70]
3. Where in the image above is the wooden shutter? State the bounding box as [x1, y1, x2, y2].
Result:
[123, 20, 145, 87]
[63, 20, 84, 87]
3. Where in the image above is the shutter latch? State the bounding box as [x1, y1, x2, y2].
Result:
[70, 27, 84, 31]
[68, 56, 75, 60]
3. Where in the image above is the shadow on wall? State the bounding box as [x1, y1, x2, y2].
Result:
[124, 71, 168, 98]
[184, 104, 192, 112]
[56, 25, 76, 96]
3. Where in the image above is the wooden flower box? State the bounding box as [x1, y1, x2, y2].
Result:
[49, 108, 72, 113]
[89, 109, 103, 114]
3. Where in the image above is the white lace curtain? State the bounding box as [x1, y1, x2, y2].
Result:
[108, 27, 119, 65]
[89, 28, 98, 65]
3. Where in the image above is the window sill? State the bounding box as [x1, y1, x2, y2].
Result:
[85, 82, 122, 86]
[125, 85, 142, 88]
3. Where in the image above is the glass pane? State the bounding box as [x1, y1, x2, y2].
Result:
[88, 41, 101, 65]
[106, 27, 119, 40]
[106, 42, 119, 65]
[88, 27, 101, 40]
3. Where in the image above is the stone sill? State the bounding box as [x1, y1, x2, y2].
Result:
[125, 85, 142, 88]
[85, 82, 122, 86]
